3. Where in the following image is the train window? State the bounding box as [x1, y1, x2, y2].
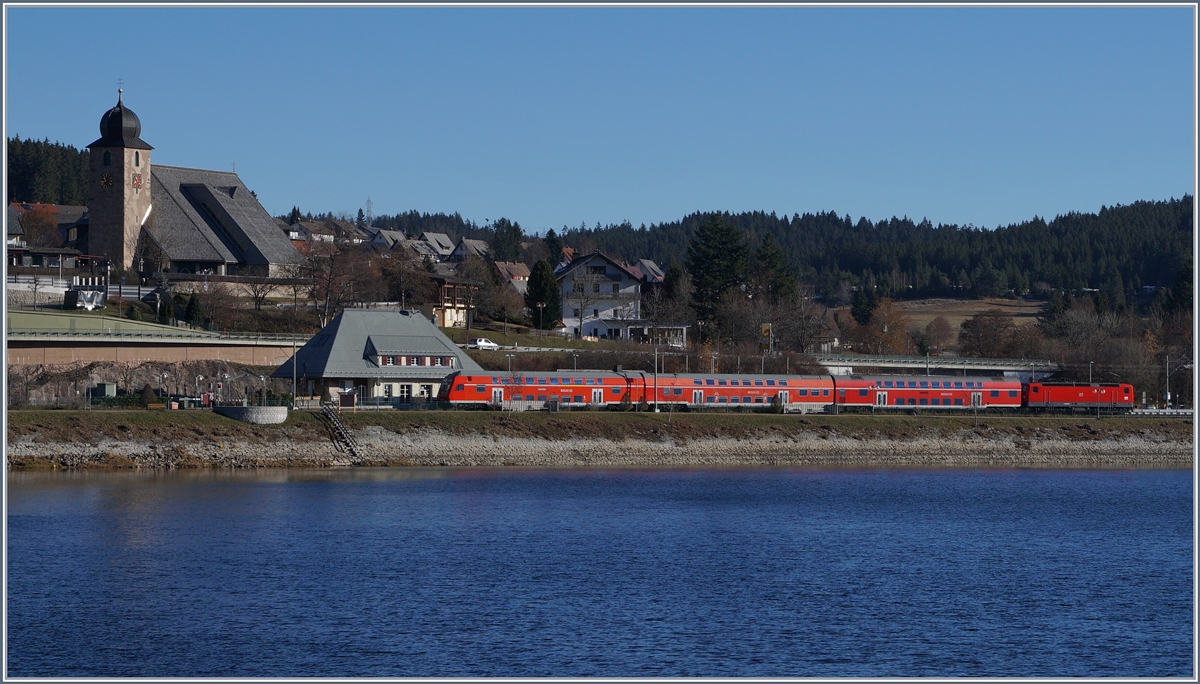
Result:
[930, 398, 938, 405]
[743, 396, 751, 402]
[909, 398, 916, 405]
[662, 388, 670, 396]
[884, 381, 893, 388]
[767, 380, 776, 386]
[706, 379, 716, 386]
[954, 398, 963, 405]
[1009, 390, 1018, 398]
[455, 384, 464, 391]
[895, 397, 903, 405]
[919, 381, 928, 388]
[779, 380, 789, 386]
[919, 398, 928, 405]
[1032, 385, 1039, 392]
[930, 381, 940, 388]
[1123, 387, 1130, 394]
[611, 388, 620, 394]
[968, 382, 976, 389]
[574, 395, 583, 403]
[475, 386, 486, 392]
[858, 389, 868, 396]
[706, 396, 715, 403]
[839, 389, 846, 397]
[731, 397, 739, 403]
[904, 381, 914, 388]
[718, 379, 727, 386]
[990, 390, 999, 398]
[755, 397, 764, 403]
[537, 395, 547, 402]
[694, 379, 703, 385]
[537, 378, 547, 385]
[798, 389, 808, 396]
[547, 378, 557, 385]
[955, 382, 963, 389]
[823, 389, 830, 396]
[718, 397, 727, 403]
[524, 394, 533, 401]
[672, 388, 682, 396]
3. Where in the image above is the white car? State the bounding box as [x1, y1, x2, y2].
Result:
[468, 337, 500, 351]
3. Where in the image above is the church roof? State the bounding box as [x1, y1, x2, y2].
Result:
[89, 91, 153, 150]
[271, 309, 483, 380]
[149, 165, 300, 267]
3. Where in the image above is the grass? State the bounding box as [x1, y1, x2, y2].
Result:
[8, 408, 1192, 445]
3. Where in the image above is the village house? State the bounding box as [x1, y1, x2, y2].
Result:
[271, 308, 482, 406]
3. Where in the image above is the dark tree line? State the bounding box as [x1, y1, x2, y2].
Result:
[7, 137, 89, 205]
[556, 198, 1192, 303]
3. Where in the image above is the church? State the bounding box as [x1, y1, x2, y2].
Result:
[82, 91, 299, 276]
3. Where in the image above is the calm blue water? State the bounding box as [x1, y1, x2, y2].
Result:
[6, 467, 1193, 677]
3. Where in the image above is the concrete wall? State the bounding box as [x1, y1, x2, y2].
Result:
[7, 342, 299, 366]
[213, 405, 288, 424]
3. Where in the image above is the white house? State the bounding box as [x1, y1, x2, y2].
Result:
[555, 252, 643, 339]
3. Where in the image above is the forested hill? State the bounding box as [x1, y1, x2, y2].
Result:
[561, 198, 1193, 300]
[7, 137, 89, 205]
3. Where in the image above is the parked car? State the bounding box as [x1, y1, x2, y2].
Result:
[468, 337, 500, 351]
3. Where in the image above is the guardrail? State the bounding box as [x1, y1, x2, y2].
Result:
[6, 328, 310, 343]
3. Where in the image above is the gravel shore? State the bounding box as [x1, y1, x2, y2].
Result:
[7, 426, 1193, 470]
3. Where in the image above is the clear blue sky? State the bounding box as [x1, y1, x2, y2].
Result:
[4, 5, 1195, 233]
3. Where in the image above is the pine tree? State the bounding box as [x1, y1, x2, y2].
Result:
[544, 228, 563, 264]
[490, 218, 524, 262]
[687, 213, 748, 330]
[525, 260, 561, 329]
[754, 233, 796, 303]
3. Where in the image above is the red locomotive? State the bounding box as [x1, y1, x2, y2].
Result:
[1023, 382, 1135, 410]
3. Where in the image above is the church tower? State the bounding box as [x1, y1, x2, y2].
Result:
[87, 90, 153, 270]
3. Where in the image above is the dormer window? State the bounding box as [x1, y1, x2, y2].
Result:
[381, 356, 394, 366]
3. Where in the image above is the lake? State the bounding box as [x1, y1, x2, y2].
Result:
[6, 466, 1193, 677]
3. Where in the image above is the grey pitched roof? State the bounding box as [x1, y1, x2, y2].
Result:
[372, 229, 407, 248]
[555, 251, 639, 282]
[634, 258, 665, 282]
[7, 206, 24, 236]
[407, 239, 439, 258]
[150, 165, 300, 266]
[453, 238, 490, 259]
[421, 232, 455, 255]
[271, 308, 483, 380]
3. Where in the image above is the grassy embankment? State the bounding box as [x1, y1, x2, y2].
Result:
[8, 407, 1192, 445]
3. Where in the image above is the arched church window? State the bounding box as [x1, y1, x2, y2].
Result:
[135, 151, 140, 167]
[103, 151, 111, 166]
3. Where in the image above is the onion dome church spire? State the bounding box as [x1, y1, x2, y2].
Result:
[89, 89, 153, 150]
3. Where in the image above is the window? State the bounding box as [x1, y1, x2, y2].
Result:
[766, 380, 776, 387]
[920, 381, 928, 388]
[884, 381, 893, 388]
[919, 398, 928, 405]
[718, 397, 727, 403]
[779, 380, 789, 387]
[895, 397, 904, 405]
[1123, 387, 1130, 394]
[410, 356, 420, 366]
[931, 381, 940, 388]
[419, 385, 432, 398]
[798, 389, 808, 397]
[705, 379, 715, 386]
[731, 397, 739, 403]
[908, 398, 916, 405]
[612, 284, 619, 293]
[954, 398, 963, 406]
[574, 396, 583, 403]
[754, 397, 764, 403]
[966, 382, 975, 389]
[823, 389, 830, 396]
[754, 380, 764, 386]
[706, 396, 715, 403]
[1032, 386, 1039, 393]
[611, 387, 620, 394]
[434, 357, 444, 367]
[573, 309, 580, 317]
[492, 377, 499, 384]
[908, 381, 917, 388]
[589, 266, 606, 275]
[858, 389, 868, 397]
[673, 388, 682, 395]
[990, 390, 999, 398]
[538, 378, 547, 384]
[475, 385, 486, 393]
[718, 379, 727, 386]
[103, 151, 111, 166]
[593, 309, 599, 317]
[550, 378, 559, 385]
[662, 388, 670, 396]
[525, 395, 534, 401]
[399, 385, 412, 401]
[693, 379, 702, 385]
[930, 398, 938, 405]
[1009, 390, 1018, 398]
[839, 389, 846, 397]
[455, 384, 464, 391]
[592, 283, 600, 293]
[382, 356, 394, 366]
[538, 395, 547, 402]
[955, 381, 963, 389]
[134, 151, 140, 167]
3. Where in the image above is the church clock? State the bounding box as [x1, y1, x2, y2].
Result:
[100, 173, 113, 189]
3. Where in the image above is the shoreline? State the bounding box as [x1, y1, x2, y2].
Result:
[7, 410, 1193, 471]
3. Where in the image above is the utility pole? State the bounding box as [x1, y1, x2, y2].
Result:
[291, 337, 297, 409]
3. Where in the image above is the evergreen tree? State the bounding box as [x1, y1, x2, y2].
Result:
[288, 206, 301, 224]
[687, 213, 748, 330]
[543, 228, 564, 264]
[490, 218, 524, 262]
[184, 293, 201, 324]
[753, 233, 795, 303]
[356, 208, 366, 228]
[525, 260, 561, 329]
[664, 261, 687, 301]
[851, 288, 877, 326]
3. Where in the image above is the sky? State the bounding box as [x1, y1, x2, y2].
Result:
[3, 5, 1195, 234]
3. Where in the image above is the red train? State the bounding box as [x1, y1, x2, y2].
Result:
[438, 370, 1134, 414]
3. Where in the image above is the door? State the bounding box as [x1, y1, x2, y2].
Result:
[777, 391, 790, 408]
[491, 387, 504, 406]
[693, 390, 704, 405]
[875, 391, 887, 407]
[971, 392, 982, 408]
[592, 389, 604, 405]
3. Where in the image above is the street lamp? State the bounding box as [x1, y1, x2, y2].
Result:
[161, 373, 169, 401]
[195, 375, 203, 399]
[572, 353, 579, 372]
[536, 301, 546, 330]
[222, 373, 229, 403]
[505, 354, 515, 374]
[259, 376, 266, 406]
